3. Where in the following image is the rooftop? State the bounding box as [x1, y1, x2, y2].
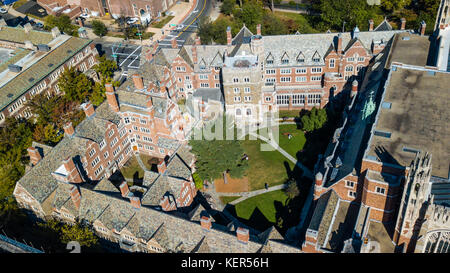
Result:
[368, 66, 450, 178]
[387, 32, 432, 67]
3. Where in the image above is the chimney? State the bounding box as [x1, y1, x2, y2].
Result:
[195, 36, 201, 45]
[27, 146, 42, 165]
[200, 215, 212, 230]
[171, 38, 178, 48]
[256, 24, 261, 36]
[63, 157, 83, 183]
[192, 45, 198, 64]
[70, 186, 81, 209]
[130, 196, 141, 209]
[147, 96, 153, 108]
[119, 181, 130, 197]
[51, 27, 60, 38]
[78, 18, 84, 27]
[64, 122, 75, 137]
[400, 18, 406, 30]
[23, 23, 33, 33]
[336, 33, 342, 54]
[351, 80, 358, 97]
[419, 21, 426, 35]
[368, 19, 374, 31]
[105, 84, 120, 112]
[157, 159, 167, 174]
[315, 172, 323, 187]
[132, 74, 144, 90]
[226, 26, 232, 46]
[236, 227, 249, 243]
[81, 101, 95, 118]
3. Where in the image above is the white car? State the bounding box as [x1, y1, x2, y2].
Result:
[176, 24, 184, 31]
[0, 8, 7, 14]
[79, 13, 90, 19]
[126, 18, 139, 25]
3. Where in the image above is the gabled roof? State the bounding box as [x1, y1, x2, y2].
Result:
[210, 51, 224, 66]
[191, 236, 211, 253]
[93, 178, 120, 194]
[232, 25, 254, 45]
[178, 46, 194, 67]
[374, 18, 393, 31]
[257, 226, 284, 245]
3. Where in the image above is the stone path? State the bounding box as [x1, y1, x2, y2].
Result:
[135, 154, 148, 171]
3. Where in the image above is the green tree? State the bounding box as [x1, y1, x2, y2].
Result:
[284, 179, 299, 200]
[33, 123, 62, 145]
[26, 93, 59, 126]
[92, 20, 108, 37]
[262, 12, 289, 35]
[301, 115, 314, 132]
[197, 16, 214, 44]
[221, 0, 236, 15]
[60, 223, 98, 247]
[58, 67, 92, 102]
[211, 17, 234, 44]
[44, 15, 78, 36]
[318, 0, 377, 31]
[235, 0, 264, 30]
[92, 56, 118, 81]
[193, 173, 204, 190]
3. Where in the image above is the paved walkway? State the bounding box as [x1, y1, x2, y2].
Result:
[135, 154, 148, 171]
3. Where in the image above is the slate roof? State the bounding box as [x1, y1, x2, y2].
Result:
[193, 88, 224, 103]
[143, 170, 160, 188]
[93, 178, 120, 194]
[374, 19, 393, 31]
[166, 154, 191, 181]
[0, 25, 53, 45]
[157, 136, 179, 150]
[75, 117, 112, 143]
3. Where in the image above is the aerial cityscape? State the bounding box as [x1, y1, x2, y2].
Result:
[0, 0, 448, 258]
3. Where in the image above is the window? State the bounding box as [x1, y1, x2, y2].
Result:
[292, 94, 305, 105]
[99, 140, 106, 150]
[234, 87, 240, 93]
[347, 57, 355, 62]
[311, 67, 322, 73]
[308, 94, 321, 104]
[108, 129, 115, 138]
[244, 96, 251, 102]
[266, 60, 273, 65]
[375, 187, 386, 195]
[91, 156, 100, 167]
[265, 78, 276, 86]
[124, 117, 130, 124]
[244, 87, 251, 93]
[246, 108, 252, 115]
[346, 181, 355, 188]
[345, 65, 354, 72]
[176, 66, 186, 72]
[296, 76, 307, 82]
[200, 83, 209, 88]
[296, 68, 306, 74]
[110, 137, 118, 147]
[265, 97, 271, 102]
[280, 77, 291, 82]
[276, 95, 290, 105]
[94, 165, 103, 176]
[281, 59, 289, 65]
[311, 76, 322, 81]
[236, 108, 241, 116]
[266, 69, 276, 74]
[233, 78, 239, 83]
[234, 96, 241, 102]
[329, 58, 335, 68]
[89, 149, 96, 157]
[357, 57, 365, 62]
[199, 74, 208, 80]
[113, 146, 121, 156]
[281, 68, 291, 74]
[297, 58, 305, 64]
[159, 148, 164, 154]
[185, 75, 190, 81]
[103, 151, 109, 159]
[215, 83, 220, 88]
[348, 191, 356, 198]
[243, 77, 250, 82]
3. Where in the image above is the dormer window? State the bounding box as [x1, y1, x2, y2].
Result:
[281, 52, 289, 65]
[296, 52, 305, 64]
[266, 60, 274, 65]
[266, 52, 274, 65]
[312, 51, 321, 62]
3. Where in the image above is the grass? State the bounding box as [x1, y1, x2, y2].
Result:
[233, 190, 288, 223]
[277, 124, 306, 158]
[150, 16, 175, 28]
[240, 138, 295, 191]
[12, 0, 27, 9]
[278, 110, 301, 118]
[120, 156, 145, 180]
[139, 154, 160, 171]
[274, 11, 319, 34]
[105, 32, 125, 38]
[219, 196, 241, 204]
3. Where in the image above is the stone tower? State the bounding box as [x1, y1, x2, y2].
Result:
[394, 151, 432, 252]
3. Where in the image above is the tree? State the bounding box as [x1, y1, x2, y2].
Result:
[193, 173, 204, 190]
[44, 15, 78, 36]
[318, 0, 377, 31]
[58, 67, 92, 102]
[92, 20, 108, 37]
[235, 0, 264, 30]
[197, 16, 214, 44]
[60, 223, 98, 247]
[262, 12, 288, 35]
[26, 93, 59, 126]
[301, 107, 327, 132]
[284, 179, 299, 200]
[221, 0, 236, 15]
[33, 123, 63, 145]
[301, 115, 314, 132]
[92, 56, 118, 81]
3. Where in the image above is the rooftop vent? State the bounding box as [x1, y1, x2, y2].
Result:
[381, 102, 392, 109]
[37, 44, 50, 52]
[402, 147, 420, 154]
[67, 50, 72, 54]
[7, 93, 13, 98]
[48, 63, 54, 67]
[402, 36, 410, 41]
[28, 77, 35, 82]
[374, 130, 391, 138]
[8, 64, 22, 73]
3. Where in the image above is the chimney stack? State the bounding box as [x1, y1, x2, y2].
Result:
[200, 215, 212, 230]
[157, 159, 167, 174]
[147, 96, 153, 108]
[27, 147, 42, 166]
[70, 185, 81, 209]
[351, 80, 358, 97]
[105, 84, 120, 112]
[130, 196, 141, 209]
[400, 18, 406, 30]
[81, 102, 95, 118]
[119, 181, 130, 197]
[132, 74, 144, 90]
[419, 21, 426, 36]
[192, 45, 198, 64]
[195, 36, 201, 45]
[315, 172, 323, 188]
[337, 33, 343, 54]
[226, 26, 232, 46]
[236, 227, 249, 243]
[78, 18, 84, 27]
[171, 38, 178, 48]
[368, 19, 374, 31]
[256, 24, 261, 36]
[64, 122, 75, 137]
[63, 157, 83, 183]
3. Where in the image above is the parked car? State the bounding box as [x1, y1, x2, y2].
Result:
[126, 17, 138, 25]
[0, 8, 7, 14]
[176, 24, 184, 31]
[79, 13, 90, 19]
[35, 22, 44, 29]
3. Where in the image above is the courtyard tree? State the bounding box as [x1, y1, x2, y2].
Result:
[284, 179, 299, 200]
[92, 55, 118, 81]
[92, 20, 108, 37]
[44, 15, 78, 36]
[221, 0, 237, 15]
[58, 67, 93, 102]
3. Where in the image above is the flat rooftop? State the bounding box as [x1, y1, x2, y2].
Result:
[387, 32, 432, 67]
[368, 66, 450, 178]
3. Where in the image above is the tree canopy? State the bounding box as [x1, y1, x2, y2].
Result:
[44, 15, 79, 36]
[301, 107, 328, 132]
[58, 67, 93, 102]
[92, 20, 108, 37]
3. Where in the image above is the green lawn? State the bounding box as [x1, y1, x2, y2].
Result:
[120, 156, 145, 180]
[150, 16, 175, 28]
[274, 11, 319, 34]
[240, 138, 294, 191]
[219, 196, 241, 204]
[12, 0, 27, 9]
[234, 190, 288, 223]
[277, 124, 306, 158]
[278, 110, 301, 118]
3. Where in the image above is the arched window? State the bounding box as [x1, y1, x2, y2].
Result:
[345, 65, 354, 72]
[236, 108, 241, 116]
[246, 108, 252, 116]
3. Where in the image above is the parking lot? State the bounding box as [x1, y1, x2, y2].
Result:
[100, 42, 142, 80]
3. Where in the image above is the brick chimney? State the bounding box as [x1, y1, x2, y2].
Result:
[119, 181, 130, 197]
[105, 84, 120, 112]
[171, 38, 178, 48]
[256, 24, 261, 36]
[200, 215, 212, 230]
[226, 26, 232, 46]
[70, 185, 81, 209]
[81, 101, 95, 118]
[351, 80, 358, 97]
[236, 227, 249, 243]
[336, 33, 343, 54]
[157, 159, 167, 174]
[195, 36, 201, 45]
[147, 96, 153, 108]
[314, 172, 323, 200]
[64, 122, 75, 137]
[400, 18, 406, 30]
[368, 19, 374, 31]
[27, 146, 42, 166]
[78, 18, 84, 27]
[63, 157, 83, 183]
[419, 21, 426, 35]
[315, 172, 323, 187]
[132, 74, 144, 90]
[130, 196, 141, 209]
[192, 45, 198, 64]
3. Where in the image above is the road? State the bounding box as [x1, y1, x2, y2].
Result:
[158, 0, 213, 48]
